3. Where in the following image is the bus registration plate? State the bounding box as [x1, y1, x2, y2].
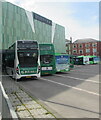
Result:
[26, 76, 31, 78]
[42, 67, 52, 70]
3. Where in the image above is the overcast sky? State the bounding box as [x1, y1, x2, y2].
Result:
[7, 0, 99, 41]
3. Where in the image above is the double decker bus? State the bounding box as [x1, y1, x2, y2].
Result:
[55, 53, 70, 72]
[4, 40, 40, 80]
[39, 44, 56, 75]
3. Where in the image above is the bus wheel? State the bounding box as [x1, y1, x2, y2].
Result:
[32, 76, 37, 80]
[16, 79, 19, 82]
[34, 76, 38, 80]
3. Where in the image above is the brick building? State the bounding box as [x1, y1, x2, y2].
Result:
[71, 38, 101, 57]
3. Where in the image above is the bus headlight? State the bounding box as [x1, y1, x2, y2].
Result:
[21, 71, 24, 74]
[16, 67, 20, 74]
[38, 66, 41, 73]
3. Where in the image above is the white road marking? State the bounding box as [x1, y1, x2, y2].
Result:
[67, 71, 99, 76]
[54, 74, 100, 84]
[70, 69, 99, 75]
[40, 78, 100, 96]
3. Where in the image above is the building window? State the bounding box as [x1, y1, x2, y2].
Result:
[93, 48, 97, 53]
[73, 50, 77, 53]
[86, 49, 90, 53]
[79, 44, 82, 48]
[92, 43, 97, 47]
[79, 50, 83, 54]
[85, 44, 90, 47]
[73, 44, 77, 48]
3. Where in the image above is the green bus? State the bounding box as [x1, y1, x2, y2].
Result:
[4, 40, 41, 80]
[73, 56, 89, 65]
[39, 44, 56, 75]
[69, 55, 75, 69]
[73, 55, 100, 65]
[88, 56, 94, 64]
[88, 55, 100, 64]
[93, 56, 100, 64]
[55, 53, 70, 72]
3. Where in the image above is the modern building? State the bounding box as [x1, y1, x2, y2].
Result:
[72, 38, 101, 57]
[0, 0, 66, 53]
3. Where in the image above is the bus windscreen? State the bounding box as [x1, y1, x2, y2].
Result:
[40, 46, 52, 51]
[40, 55, 53, 64]
[56, 56, 69, 64]
[18, 50, 38, 67]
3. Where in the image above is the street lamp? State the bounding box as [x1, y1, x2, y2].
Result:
[70, 37, 72, 55]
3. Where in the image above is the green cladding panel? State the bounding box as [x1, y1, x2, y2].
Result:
[1, 1, 66, 54]
[2, 2, 35, 49]
[0, 0, 2, 49]
[33, 12, 52, 44]
[34, 20, 52, 44]
[53, 24, 66, 53]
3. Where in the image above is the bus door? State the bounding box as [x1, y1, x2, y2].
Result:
[83, 57, 89, 64]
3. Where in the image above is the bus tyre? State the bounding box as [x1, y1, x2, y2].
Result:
[16, 79, 19, 82]
[34, 76, 38, 80]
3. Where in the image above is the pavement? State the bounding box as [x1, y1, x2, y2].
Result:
[0, 86, 2, 120]
[0, 58, 2, 119]
[1, 72, 57, 119]
[7, 86, 56, 119]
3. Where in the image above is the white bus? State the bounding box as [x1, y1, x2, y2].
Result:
[4, 40, 40, 80]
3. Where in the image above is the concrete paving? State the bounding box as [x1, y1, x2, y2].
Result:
[0, 81, 1, 119]
[7, 88, 56, 119]
[2, 73, 57, 119]
[0, 86, 2, 120]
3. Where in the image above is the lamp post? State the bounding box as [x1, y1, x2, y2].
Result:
[70, 37, 72, 55]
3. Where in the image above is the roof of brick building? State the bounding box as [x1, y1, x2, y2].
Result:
[73, 38, 99, 43]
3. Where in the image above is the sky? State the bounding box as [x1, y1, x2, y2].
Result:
[6, 0, 99, 42]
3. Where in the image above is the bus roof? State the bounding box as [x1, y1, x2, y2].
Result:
[55, 53, 68, 56]
[39, 43, 53, 45]
[78, 55, 97, 58]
